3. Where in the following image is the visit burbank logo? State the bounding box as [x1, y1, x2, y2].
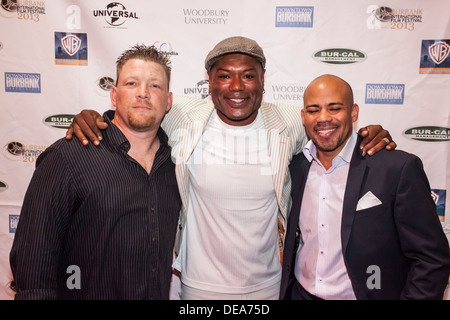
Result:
[275, 6, 314, 27]
[365, 84, 405, 104]
[9, 215, 19, 233]
[5, 72, 41, 93]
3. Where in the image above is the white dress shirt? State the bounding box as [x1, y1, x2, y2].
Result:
[295, 131, 358, 300]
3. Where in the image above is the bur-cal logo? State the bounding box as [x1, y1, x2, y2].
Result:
[313, 49, 367, 64]
[43, 114, 75, 129]
[403, 126, 450, 142]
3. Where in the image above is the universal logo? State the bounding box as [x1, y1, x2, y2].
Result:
[403, 126, 450, 142]
[184, 79, 209, 99]
[43, 114, 75, 129]
[313, 48, 367, 64]
[93, 2, 139, 28]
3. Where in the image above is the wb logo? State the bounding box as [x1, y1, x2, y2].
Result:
[61, 34, 82, 56]
[428, 41, 450, 65]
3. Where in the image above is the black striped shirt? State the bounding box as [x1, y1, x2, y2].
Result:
[10, 111, 181, 300]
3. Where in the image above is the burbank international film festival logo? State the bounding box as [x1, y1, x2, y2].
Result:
[366, 5, 423, 31]
[0, 0, 46, 21]
[94, 76, 115, 97]
[419, 40, 450, 74]
[55, 32, 88, 66]
[2, 141, 47, 163]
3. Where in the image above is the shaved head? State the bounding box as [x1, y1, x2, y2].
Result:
[304, 74, 354, 108]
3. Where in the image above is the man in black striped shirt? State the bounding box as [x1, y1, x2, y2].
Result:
[10, 45, 181, 299]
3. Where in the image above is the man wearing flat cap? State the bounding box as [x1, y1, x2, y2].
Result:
[66, 36, 395, 299]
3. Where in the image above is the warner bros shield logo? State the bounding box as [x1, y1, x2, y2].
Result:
[428, 41, 450, 65]
[61, 34, 82, 56]
[55, 32, 88, 66]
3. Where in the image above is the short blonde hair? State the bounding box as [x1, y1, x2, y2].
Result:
[115, 44, 172, 89]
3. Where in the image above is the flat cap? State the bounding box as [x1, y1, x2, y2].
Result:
[204, 36, 266, 71]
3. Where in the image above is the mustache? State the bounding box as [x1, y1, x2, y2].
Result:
[314, 122, 334, 128]
[130, 102, 152, 108]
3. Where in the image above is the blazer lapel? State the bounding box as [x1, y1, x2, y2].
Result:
[341, 137, 367, 256]
[289, 154, 312, 238]
[175, 103, 215, 215]
[260, 103, 291, 229]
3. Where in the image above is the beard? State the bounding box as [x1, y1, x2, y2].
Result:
[127, 110, 157, 130]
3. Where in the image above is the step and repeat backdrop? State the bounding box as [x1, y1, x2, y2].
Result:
[0, 0, 449, 299]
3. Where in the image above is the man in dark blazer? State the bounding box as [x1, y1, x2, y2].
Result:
[280, 74, 450, 300]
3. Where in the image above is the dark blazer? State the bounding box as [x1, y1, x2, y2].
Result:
[280, 136, 450, 300]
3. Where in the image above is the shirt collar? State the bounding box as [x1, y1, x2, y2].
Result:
[102, 110, 171, 153]
[302, 131, 358, 167]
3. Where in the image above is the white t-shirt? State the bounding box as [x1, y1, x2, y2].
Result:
[174, 109, 281, 294]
